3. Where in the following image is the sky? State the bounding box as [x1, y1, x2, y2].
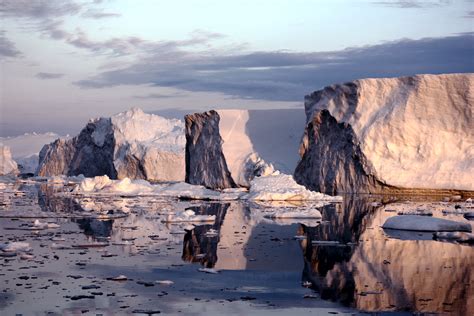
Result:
[0, 0, 473, 136]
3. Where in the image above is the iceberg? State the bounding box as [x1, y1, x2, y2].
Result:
[37, 108, 186, 182]
[0, 144, 19, 175]
[295, 74, 474, 194]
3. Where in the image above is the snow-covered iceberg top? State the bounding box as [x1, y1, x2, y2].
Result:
[110, 107, 185, 154]
[70, 173, 343, 202]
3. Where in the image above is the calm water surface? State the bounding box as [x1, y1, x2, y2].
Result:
[0, 181, 472, 315]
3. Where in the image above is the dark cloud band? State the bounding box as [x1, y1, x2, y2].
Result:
[75, 34, 474, 101]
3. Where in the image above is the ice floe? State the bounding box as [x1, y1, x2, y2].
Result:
[382, 215, 472, 232]
[164, 209, 216, 223]
[69, 173, 342, 202]
[247, 174, 342, 201]
[0, 242, 32, 253]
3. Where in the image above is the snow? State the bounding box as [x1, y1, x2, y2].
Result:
[306, 74, 474, 190]
[382, 215, 472, 232]
[0, 145, 19, 175]
[218, 109, 304, 187]
[110, 108, 186, 181]
[247, 174, 343, 201]
[0, 132, 62, 173]
[111, 108, 185, 154]
[163, 209, 216, 223]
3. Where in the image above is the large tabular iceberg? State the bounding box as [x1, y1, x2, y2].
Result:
[295, 73, 474, 194]
[37, 108, 186, 182]
[185, 109, 304, 189]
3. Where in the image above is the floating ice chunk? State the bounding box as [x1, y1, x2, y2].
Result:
[50, 243, 70, 250]
[72, 242, 109, 248]
[107, 275, 128, 281]
[433, 232, 474, 243]
[155, 280, 174, 285]
[248, 174, 342, 201]
[0, 242, 31, 252]
[311, 240, 341, 246]
[20, 253, 34, 260]
[205, 229, 219, 237]
[397, 210, 433, 216]
[33, 219, 60, 229]
[73, 175, 156, 195]
[112, 240, 133, 246]
[464, 212, 474, 220]
[382, 215, 472, 232]
[157, 182, 244, 200]
[164, 209, 216, 223]
[264, 209, 322, 219]
[198, 268, 219, 274]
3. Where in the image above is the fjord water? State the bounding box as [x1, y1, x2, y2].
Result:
[0, 182, 472, 315]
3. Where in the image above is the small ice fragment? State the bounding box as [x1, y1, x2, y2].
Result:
[198, 268, 219, 274]
[294, 235, 307, 240]
[464, 212, 474, 220]
[20, 253, 34, 260]
[107, 275, 128, 281]
[51, 237, 66, 242]
[112, 240, 132, 246]
[397, 210, 433, 216]
[311, 240, 340, 245]
[155, 280, 174, 285]
[72, 242, 109, 248]
[0, 242, 31, 252]
[205, 229, 219, 237]
[164, 209, 216, 223]
[50, 243, 70, 250]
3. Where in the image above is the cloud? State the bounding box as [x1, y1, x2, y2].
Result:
[74, 34, 474, 101]
[36, 72, 65, 79]
[0, 0, 121, 23]
[0, 31, 21, 58]
[81, 8, 121, 19]
[373, 0, 451, 8]
[0, 0, 82, 19]
[464, 10, 474, 18]
[133, 92, 187, 99]
[38, 21, 225, 57]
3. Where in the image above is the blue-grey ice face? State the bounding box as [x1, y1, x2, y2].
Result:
[1, 0, 473, 136]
